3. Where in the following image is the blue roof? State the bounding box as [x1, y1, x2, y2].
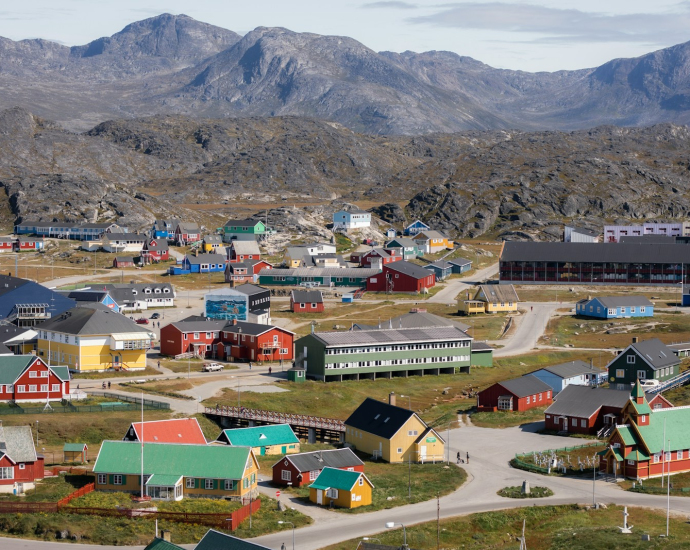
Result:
[0, 276, 75, 321]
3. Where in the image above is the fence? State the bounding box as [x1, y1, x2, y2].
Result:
[227, 498, 261, 530]
[513, 442, 602, 476]
[0, 502, 58, 513]
[92, 391, 171, 410]
[57, 483, 94, 507]
[1, 400, 169, 414]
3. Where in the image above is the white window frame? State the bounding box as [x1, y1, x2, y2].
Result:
[0, 467, 13, 480]
[627, 355, 636, 364]
[205, 479, 214, 490]
[281, 470, 291, 481]
[224, 479, 234, 491]
[186, 478, 195, 488]
[97, 474, 107, 485]
[113, 475, 123, 485]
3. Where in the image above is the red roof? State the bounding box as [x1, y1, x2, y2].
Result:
[128, 418, 207, 444]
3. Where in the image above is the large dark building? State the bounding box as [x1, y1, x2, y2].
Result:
[499, 242, 690, 286]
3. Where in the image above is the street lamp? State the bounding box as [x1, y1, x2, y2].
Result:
[277, 521, 295, 550]
[35, 420, 39, 447]
[385, 522, 408, 550]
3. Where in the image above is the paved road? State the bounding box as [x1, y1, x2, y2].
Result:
[427, 263, 498, 304]
[491, 302, 560, 357]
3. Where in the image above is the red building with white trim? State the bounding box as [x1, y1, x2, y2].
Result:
[228, 241, 262, 263]
[366, 262, 435, 294]
[354, 248, 402, 268]
[477, 376, 553, 412]
[290, 290, 324, 313]
[272, 448, 364, 487]
[160, 319, 226, 358]
[0, 356, 70, 403]
[141, 238, 169, 262]
[0, 424, 45, 493]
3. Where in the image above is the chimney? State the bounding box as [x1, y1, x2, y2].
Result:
[232, 319, 237, 326]
[388, 392, 396, 406]
[632, 337, 639, 344]
[161, 531, 171, 543]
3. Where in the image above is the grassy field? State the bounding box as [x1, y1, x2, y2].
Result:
[471, 406, 550, 429]
[322, 504, 689, 550]
[0, 474, 93, 503]
[204, 350, 596, 427]
[515, 284, 682, 306]
[498, 485, 553, 498]
[620, 469, 690, 496]
[72, 366, 162, 380]
[544, 312, 690, 349]
[118, 378, 197, 400]
[0, 495, 310, 545]
[661, 382, 690, 407]
[271, 454, 466, 514]
[157, 357, 239, 374]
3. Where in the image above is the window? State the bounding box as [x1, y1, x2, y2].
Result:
[194, 333, 200, 340]
[205, 479, 214, 490]
[310, 470, 318, 481]
[407, 430, 418, 436]
[282, 470, 291, 481]
[627, 355, 636, 364]
[40, 385, 48, 392]
[358, 477, 363, 486]
[113, 475, 123, 485]
[29, 371, 37, 378]
[397, 448, 403, 454]
[186, 478, 195, 488]
[637, 370, 646, 380]
[29, 385, 37, 392]
[628, 460, 635, 466]
[224, 480, 234, 491]
[326, 488, 339, 499]
[581, 419, 586, 428]
[538, 393, 542, 401]
[640, 307, 646, 313]
[97, 474, 106, 485]
[526, 396, 530, 404]
[678, 450, 684, 460]
[0, 467, 12, 480]
[631, 307, 636, 313]
[16, 385, 24, 393]
[665, 452, 671, 462]
[616, 369, 625, 378]
[18, 464, 25, 470]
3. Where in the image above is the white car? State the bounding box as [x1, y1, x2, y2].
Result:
[203, 363, 224, 372]
[639, 379, 659, 388]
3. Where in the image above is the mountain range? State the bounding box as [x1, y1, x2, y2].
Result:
[2, 14, 690, 134]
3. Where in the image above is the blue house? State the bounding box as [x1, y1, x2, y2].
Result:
[385, 228, 397, 239]
[63, 290, 120, 313]
[448, 257, 472, 274]
[527, 360, 607, 395]
[424, 260, 453, 280]
[170, 253, 226, 275]
[683, 285, 690, 307]
[403, 220, 430, 236]
[151, 219, 176, 240]
[576, 296, 654, 319]
[0, 275, 76, 326]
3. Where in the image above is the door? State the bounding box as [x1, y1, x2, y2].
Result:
[419, 446, 427, 460]
[317, 490, 323, 505]
[563, 417, 568, 432]
[281, 446, 287, 454]
[260, 447, 266, 456]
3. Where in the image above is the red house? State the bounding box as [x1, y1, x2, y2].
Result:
[272, 448, 364, 487]
[228, 241, 261, 263]
[0, 424, 45, 493]
[174, 222, 200, 245]
[141, 238, 169, 262]
[224, 260, 272, 285]
[544, 385, 673, 435]
[160, 319, 227, 358]
[15, 236, 43, 251]
[366, 262, 435, 294]
[113, 256, 135, 268]
[0, 237, 13, 252]
[0, 356, 70, 403]
[290, 290, 324, 313]
[122, 418, 207, 444]
[477, 376, 553, 412]
[219, 320, 294, 363]
[356, 248, 402, 268]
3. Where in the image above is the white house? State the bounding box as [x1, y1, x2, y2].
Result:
[333, 210, 371, 230]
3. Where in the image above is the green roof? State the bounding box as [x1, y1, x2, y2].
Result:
[631, 380, 645, 400]
[0, 356, 34, 384]
[637, 408, 690, 454]
[146, 474, 183, 486]
[63, 443, 87, 452]
[309, 467, 371, 491]
[611, 447, 624, 462]
[143, 538, 184, 550]
[220, 424, 299, 448]
[625, 449, 650, 461]
[196, 529, 272, 550]
[631, 401, 652, 415]
[617, 426, 639, 446]
[94, 441, 252, 480]
[50, 366, 70, 382]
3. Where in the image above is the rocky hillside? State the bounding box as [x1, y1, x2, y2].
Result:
[4, 14, 690, 133]
[2, 108, 690, 241]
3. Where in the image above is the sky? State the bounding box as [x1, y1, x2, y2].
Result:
[2, 0, 690, 72]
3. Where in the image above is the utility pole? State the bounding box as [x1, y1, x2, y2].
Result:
[437, 494, 440, 550]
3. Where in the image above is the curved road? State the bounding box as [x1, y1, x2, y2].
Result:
[491, 302, 560, 357]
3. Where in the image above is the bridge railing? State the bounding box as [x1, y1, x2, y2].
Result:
[205, 405, 345, 431]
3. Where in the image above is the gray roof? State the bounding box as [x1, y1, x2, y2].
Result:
[354, 311, 469, 332]
[448, 257, 472, 267]
[230, 241, 261, 254]
[104, 233, 147, 242]
[100, 283, 175, 304]
[477, 284, 519, 303]
[176, 222, 200, 231]
[37, 306, 154, 337]
[204, 235, 223, 244]
[185, 253, 226, 265]
[259, 267, 380, 278]
[426, 260, 454, 270]
[619, 235, 674, 244]
[414, 230, 448, 241]
[386, 237, 417, 248]
[386, 261, 432, 279]
[0, 425, 37, 462]
[224, 219, 262, 228]
[544, 385, 632, 418]
[170, 320, 228, 333]
[115, 257, 135, 263]
[501, 241, 690, 264]
[496, 376, 552, 398]
[279, 448, 364, 473]
[145, 239, 168, 252]
[65, 290, 110, 302]
[532, 360, 605, 379]
[223, 321, 293, 337]
[233, 283, 269, 296]
[628, 338, 679, 370]
[291, 290, 323, 303]
[472, 341, 493, 351]
[310, 326, 470, 347]
[567, 226, 600, 238]
[345, 398, 418, 439]
[589, 296, 653, 308]
[196, 529, 272, 550]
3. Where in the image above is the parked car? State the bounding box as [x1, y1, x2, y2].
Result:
[639, 379, 660, 388]
[135, 318, 149, 325]
[203, 363, 224, 372]
[150, 313, 161, 319]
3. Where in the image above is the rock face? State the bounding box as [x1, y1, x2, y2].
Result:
[4, 15, 690, 133]
[2, 107, 690, 240]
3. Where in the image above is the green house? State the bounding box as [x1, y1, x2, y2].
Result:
[216, 424, 300, 456]
[296, 326, 473, 382]
[606, 338, 680, 390]
[385, 238, 422, 260]
[223, 220, 269, 241]
[258, 267, 379, 287]
[287, 365, 306, 382]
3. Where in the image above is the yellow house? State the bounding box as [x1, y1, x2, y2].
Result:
[203, 235, 224, 252]
[458, 299, 486, 315]
[35, 305, 154, 372]
[413, 231, 454, 255]
[344, 394, 445, 464]
[473, 284, 519, 314]
[93, 441, 259, 501]
[309, 467, 373, 509]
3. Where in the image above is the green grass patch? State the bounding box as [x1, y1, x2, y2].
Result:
[0, 475, 93, 503]
[471, 406, 549, 429]
[498, 485, 553, 498]
[119, 379, 195, 400]
[621, 469, 690, 496]
[323, 504, 689, 550]
[72, 366, 161, 380]
[334, 234, 355, 254]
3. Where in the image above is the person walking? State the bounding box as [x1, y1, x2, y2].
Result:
[466, 451, 470, 464]
[456, 451, 461, 464]
[268, 366, 272, 374]
[107, 381, 111, 389]
[249, 362, 252, 370]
